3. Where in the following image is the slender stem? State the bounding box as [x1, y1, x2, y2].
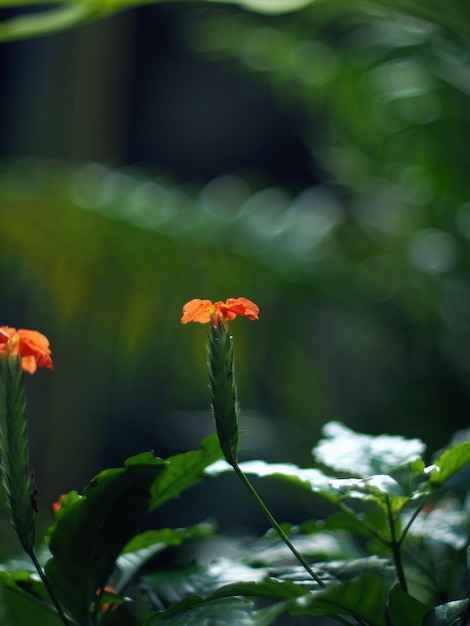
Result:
[385, 497, 407, 592]
[397, 499, 427, 547]
[26, 547, 71, 626]
[232, 462, 325, 587]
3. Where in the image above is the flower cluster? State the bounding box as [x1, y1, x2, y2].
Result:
[181, 297, 259, 325]
[0, 327, 53, 374]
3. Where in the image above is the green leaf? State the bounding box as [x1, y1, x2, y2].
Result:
[387, 584, 429, 626]
[289, 573, 388, 626]
[390, 458, 427, 494]
[45, 455, 165, 626]
[313, 421, 426, 478]
[149, 434, 223, 511]
[144, 559, 270, 606]
[117, 524, 214, 590]
[144, 578, 312, 625]
[423, 599, 468, 625]
[315, 556, 394, 584]
[144, 596, 265, 626]
[302, 509, 389, 539]
[328, 475, 412, 516]
[0, 569, 62, 626]
[427, 442, 470, 492]
[210, 578, 310, 601]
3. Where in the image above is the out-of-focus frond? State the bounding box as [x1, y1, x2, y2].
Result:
[0, 0, 469, 42]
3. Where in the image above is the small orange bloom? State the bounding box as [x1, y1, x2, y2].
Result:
[52, 494, 66, 514]
[96, 585, 118, 613]
[0, 326, 53, 374]
[181, 298, 259, 325]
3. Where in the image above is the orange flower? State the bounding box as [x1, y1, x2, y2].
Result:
[52, 494, 66, 514]
[181, 298, 259, 325]
[96, 585, 118, 613]
[0, 326, 53, 374]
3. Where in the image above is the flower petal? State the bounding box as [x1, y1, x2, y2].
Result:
[181, 299, 214, 324]
[222, 297, 259, 320]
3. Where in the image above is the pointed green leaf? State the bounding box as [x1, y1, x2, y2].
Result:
[45, 455, 165, 626]
[144, 596, 273, 625]
[290, 573, 388, 626]
[144, 579, 308, 626]
[149, 434, 223, 511]
[0, 569, 62, 625]
[427, 442, 470, 491]
[387, 584, 428, 626]
[210, 578, 311, 601]
[116, 524, 214, 590]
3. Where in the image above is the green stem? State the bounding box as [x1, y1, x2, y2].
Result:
[232, 462, 325, 587]
[385, 496, 407, 592]
[397, 499, 427, 547]
[27, 547, 71, 626]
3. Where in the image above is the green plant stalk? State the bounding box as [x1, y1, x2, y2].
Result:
[207, 319, 325, 587]
[27, 548, 71, 626]
[0, 355, 70, 626]
[385, 496, 408, 592]
[232, 461, 326, 587]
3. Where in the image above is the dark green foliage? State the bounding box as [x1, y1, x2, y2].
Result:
[45, 455, 166, 625]
[43, 437, 222, 625]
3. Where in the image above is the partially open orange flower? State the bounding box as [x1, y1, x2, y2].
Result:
[181, 298, 259, 325]
[0, 326, 53, 374]
[96, 585, 119, 613]
[52, 494, 66, 514]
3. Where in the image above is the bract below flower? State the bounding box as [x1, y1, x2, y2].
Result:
[181, 297, 259, 325]
[0, 326, 53, 374]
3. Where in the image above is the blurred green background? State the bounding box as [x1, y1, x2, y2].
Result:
[1, 0, 470, 539]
